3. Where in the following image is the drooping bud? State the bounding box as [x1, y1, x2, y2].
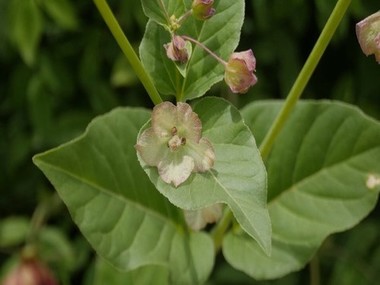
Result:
[356, 11, 380, 63]
[192, 0, 216, 21]
[184, 204, 223, 230]
[2, 258, 58, 285]
[164, 35, 190, 64]
[224, 49, 258, 93]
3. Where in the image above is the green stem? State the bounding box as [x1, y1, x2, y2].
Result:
[310, 255, 321, 285]
[26, 193, 62, 244]
[210, 0, 350, 253]
[93, 0, 163, 105]
[259, 0, 351, 160]
[210, 208, 233, 253]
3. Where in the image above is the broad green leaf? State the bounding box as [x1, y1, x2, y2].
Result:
[41, 0, 79, 30]
[141, 0, 185, 26]
[91, 258, 169, 285]
[8, 0, 43, 66]
[33, 107, 214, 284]
[223, 100, 380, 280]
[138, 97, 271, 255]
[140, 0, 244, 100]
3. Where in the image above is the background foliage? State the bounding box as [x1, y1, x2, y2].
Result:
[1, 0, 379, 284]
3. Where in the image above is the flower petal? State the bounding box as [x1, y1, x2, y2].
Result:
[151, 102, 178, 137]
[188, 137, 215, 172]
[356, 11, 380, 63]
[230, 49, 256, 71]
[158, 153, 195, 187]
[177, 102, 202, 142]
[135, 128, 168, 166]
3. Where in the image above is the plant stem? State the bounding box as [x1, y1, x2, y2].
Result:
[182, 35, 227, 66]
[310, 255, 321, 285]
[210, 208, 233, 253]
[26, 193, 62, 244]
[210, 0, 351, 253]
[93, 0, 163, 105]
[259, 0, 351, 160]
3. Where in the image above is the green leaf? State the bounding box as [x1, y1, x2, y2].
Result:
[41, 0, 79, 30]
[223, 100, 380, 280]
[140, 0, 244, 100]
[138, 97, 271, 255]
[8, 0, 43, 66]
[141, 0, 185, 26]
[33, 107, 214, 284]
[0, 217, 29, 248]
[91, 258, 169, 285]
[38, 227, 76, 272]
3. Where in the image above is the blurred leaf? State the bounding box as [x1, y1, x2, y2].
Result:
[138, 97, 271, 255]
[41, 0, 79, 30]
[8, 0, 43, 66]
[91, 258, 169, 285]
[0, 217, 29, 248]
[140, 0, 244, 100]
[327, 222, 380, 285]
[141, 0, 184, 26]
[223, 100, 380, 280]
[33, 108, 214, 284]
[38, 227, 76, 272]
[111, 54, 139, 88]
[27, 75, 53, 146]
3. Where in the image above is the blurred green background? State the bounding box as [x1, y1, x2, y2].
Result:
[1, 0, 379, 284]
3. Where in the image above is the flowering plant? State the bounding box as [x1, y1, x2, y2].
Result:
[22, 0, 380, 284]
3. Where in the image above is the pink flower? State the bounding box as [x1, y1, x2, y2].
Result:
[2, 258, 58, 285]
[356, 11, 380, 63]
[192, 0, 216, 20]
[135, 102, 215, 187]
[224, 50, 258, 93]
[164, 36, 190, 63]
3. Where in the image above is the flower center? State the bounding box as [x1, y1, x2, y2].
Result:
[168, 127, 186, 151]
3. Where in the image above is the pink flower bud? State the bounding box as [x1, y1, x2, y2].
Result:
[356, 11, 380, 63]
[224, 50, 258, 94]
[192, 0, 216, 20]
[164, 36, 190, 63]
[2, 258, 58, 285]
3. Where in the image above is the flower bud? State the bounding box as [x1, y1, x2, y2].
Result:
[224, 49, 258, 93]
[164, 35, 190, 63]
[184, 204, 223, 231]
[2, 258, 58, 285]
[192, 0, 216, 20]
[356, 11, 380, 63]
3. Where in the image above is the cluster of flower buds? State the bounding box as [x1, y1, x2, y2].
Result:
[356, 11, 380, 63]
[163, 0, 258, 94]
